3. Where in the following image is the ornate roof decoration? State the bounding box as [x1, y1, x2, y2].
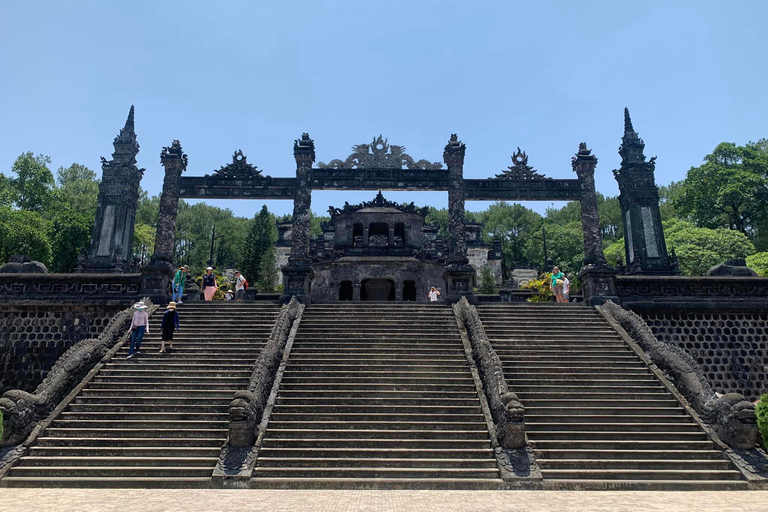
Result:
[328, 191, 431, 217]
[617, 108, 656, 172]
[317, 135, 443, 169]
[207, 150, 268, 179]
[495, 147, 549, 180]
[100, 105, 144, 175]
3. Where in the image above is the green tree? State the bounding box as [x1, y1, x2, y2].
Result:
[666, 220, 755, 275]
[746, 252, 768, 276]
[132, 222, 156, 266]
[8, 152, 55, 213]
[56, 163, 99, 215]
[258, 246, 279, 292]
[0, 208, 53, 265]
[675, 141, 768, 236]
[425, 207, 449, 239]
[479, 202, 543, 270]
[48, 210, 92, 272]
[242, 205, 277, 284]
[136, 189, 160, 227]
[478, 265, 498, 294]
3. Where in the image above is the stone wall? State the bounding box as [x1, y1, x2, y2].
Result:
[641, 310, 768, 402]
[0, 304, 124, 394]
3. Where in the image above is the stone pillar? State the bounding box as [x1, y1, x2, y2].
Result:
[85, 106, 144, 273]
[363, 226, 369, 247]
[140, 140, 188, 304]
[388, 226, 395, 247]
[572, 143, 607, 266]
[572, 143, 618, 305]
[395, 282, 403, 301]
[281, 133, 315, 304]
[442, 134, 476, 304]
[613, 108, 675, 275]
[353, 282, 361, 301]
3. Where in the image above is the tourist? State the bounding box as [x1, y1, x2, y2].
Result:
[550, 266, 565, 303]
[202, 267, 218, 301]
[234, 271, 247, 301]
[225, 290, 234, 301]
[562, 274, 571, 303]
[427, 286, 441, 303]
[127, 301, 149, 359]
[159, 301, 180, 353]
[172, 265, 189, 303]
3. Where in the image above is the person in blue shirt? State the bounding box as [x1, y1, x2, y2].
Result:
[172, 265, 189, 303]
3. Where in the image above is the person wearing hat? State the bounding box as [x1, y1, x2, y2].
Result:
[159, 301, 180, 353]
[234, 271, 247, 301]
[172, 265, 189, 304]
[202, 267, 218, 301]
[127, 302, 150, 359]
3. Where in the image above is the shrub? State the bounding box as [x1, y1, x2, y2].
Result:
[746, 252, 768, 276]
[478, 265, 498, 294]
[522, 272, 553, 303]
[757, 394, 768, 450]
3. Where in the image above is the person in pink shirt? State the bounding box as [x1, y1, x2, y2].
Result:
[127, 301, 150, 359]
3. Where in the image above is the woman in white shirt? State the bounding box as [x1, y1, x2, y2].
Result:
[427, 286, 441, 302]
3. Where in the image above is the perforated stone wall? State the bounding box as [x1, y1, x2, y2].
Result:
[642, 311, 768, 402]
[0, 306, 122, 394]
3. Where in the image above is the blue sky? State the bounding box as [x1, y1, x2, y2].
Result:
[1, 1, 766, 219]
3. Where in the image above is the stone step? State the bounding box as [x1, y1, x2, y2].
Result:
[540, 468, 742, 481]
[275, 397, 480, 406]
[265, 429, 490, 440]
[528, 422, 701, 432]
[73, 397, 236, 405]
[274, 405, 482, 414]
[104, 362, 253, 370]
[280, 376, 474, 385]
[531, 440, 716, 450]
[525, 406, 684, 416]
[270, 413, 485, 422]
[251, 467, 500, 479]
[507, 378, 660, 386]
[95, 369, 251, 378]
[285, 364, 470, 372]
[45, 428, 227, 438]
[28, 446, 222, 458]
[516, 392, 672, 400]
[80, 389, 243, 398]
[247, 477, 504, 490]
[258, 447, 495, 459]
[267, 421, 488, 431]
[279, 383, 477, 391]
[537, 479, 748, 491]
[287, 353, 467, 361]
[88, 383, 245, 391]
[35, 437, 225, 447]
[527, 414, 694, 424]
[66, 404, 228, 413]
[522, 399, 681, 408]
[52, 420, 227, 429]
[281, 370, 473, 379]
[277, 390, 478, 399]
[8, 466, 214, 478]
[256, 457, 498, 468]
[538, 459, 733, 470]
[527, 430, 709, 441]
[17, 456, 219, 467]
[0, 476, 212, 488]
[261, 438, 492, 449]
[59, 412, 228, 421]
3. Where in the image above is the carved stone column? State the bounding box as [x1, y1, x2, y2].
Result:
[84, 106, 144, 273]
[572, 143, 607, 266]
[281, 133, 315, 304]
[152, 140, 187, 264]
[388, 226, 395, 247]
[442, 134, 476, 304]
[353, 282, 361, 302]
[363, 226, 369, 247]
[140, 140, 188, 304]
[395, 282, 403, 301]
[572, 142, 618, 305]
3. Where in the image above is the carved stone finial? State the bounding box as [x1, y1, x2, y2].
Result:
[208, 149, 266, 179]
[572, 142, 598, 166]
[294, 133, 316, 162]
[618, 108, 647, 166]
[495, 147, 549, 180]
[160, 140, 189, 172]
[317, 135, 441, 169]
[624, 107, 634, 135]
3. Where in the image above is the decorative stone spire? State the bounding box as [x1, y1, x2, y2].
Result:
[107, 105, 140, 167]
[618, 107, 647, 167]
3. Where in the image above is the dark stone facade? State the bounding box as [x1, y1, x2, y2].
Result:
[0, 305, 124, 395]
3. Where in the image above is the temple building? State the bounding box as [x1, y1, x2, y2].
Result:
[275, 192, 501, 302]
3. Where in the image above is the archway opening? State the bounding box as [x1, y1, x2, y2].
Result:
[361, 278, 395, 301]
[339, 280, 353, 301]
[403, 280, 416, 301]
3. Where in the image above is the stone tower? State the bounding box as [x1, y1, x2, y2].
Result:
[85, 106, 144, 272]
[613, 108, 674, 275]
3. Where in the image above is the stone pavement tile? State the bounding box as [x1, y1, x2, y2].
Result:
[0, 490, 766, 512]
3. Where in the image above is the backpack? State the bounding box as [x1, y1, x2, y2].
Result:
[243, 278, 248, 290]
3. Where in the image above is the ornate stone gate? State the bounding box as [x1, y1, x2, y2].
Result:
[86, 107, 673, 305]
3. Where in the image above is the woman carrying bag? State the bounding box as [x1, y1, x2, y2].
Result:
[550, 266, 566, 303]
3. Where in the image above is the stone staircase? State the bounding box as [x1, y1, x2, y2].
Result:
[478, 303, 747, 490]
[251, 303, 503, 489]
[1, 301, 280, 488]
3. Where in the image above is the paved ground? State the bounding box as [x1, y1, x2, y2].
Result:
[1, 489, 767, 512]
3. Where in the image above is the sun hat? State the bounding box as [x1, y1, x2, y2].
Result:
[134, 301, 147, 310]
[181, 265, 189, 270]
[206, 267, 213, 271]
[167, 302, 177, 310]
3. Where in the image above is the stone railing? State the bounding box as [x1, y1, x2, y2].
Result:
[0, 273, 144, 303]
[453, 297, 525, 448]
[0, 298, 154, 446]
[616, 275, 768, 311]
[213, 297, 304, 485]
[597, 300, 759, 449]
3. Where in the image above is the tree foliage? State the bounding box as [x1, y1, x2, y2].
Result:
[241, 205, 277, 285]
[746, 252, 768, 277]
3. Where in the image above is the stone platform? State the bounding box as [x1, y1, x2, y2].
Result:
[0, 489, 766, 512]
